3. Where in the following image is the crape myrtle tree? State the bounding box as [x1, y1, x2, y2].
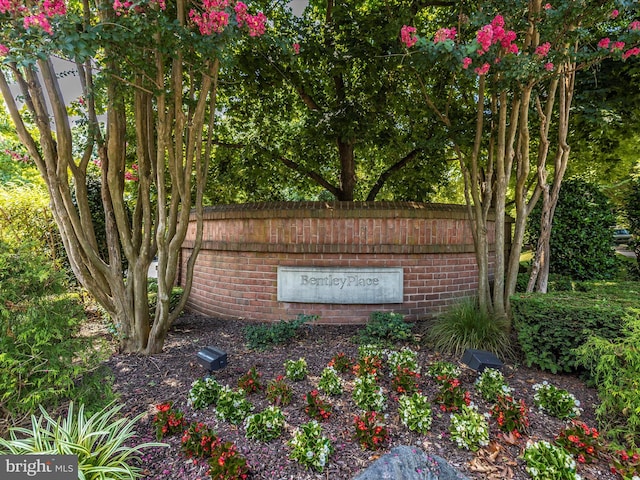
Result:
[400, 0, 640, 320]
[209, 0, 454, 203]
[0, 0, 267, 353]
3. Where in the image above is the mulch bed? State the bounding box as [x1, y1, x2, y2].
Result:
[104, 313, 617, 480]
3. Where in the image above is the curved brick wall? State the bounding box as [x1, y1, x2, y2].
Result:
[181, 202, 507, 324]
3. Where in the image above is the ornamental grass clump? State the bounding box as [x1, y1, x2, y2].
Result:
[288, 420, 333, 472]
[284, 358, 309, 381]
[353, 410, 389, 450]
[398, 392, 432, 434]
[318, 366, 343, 396]
[523, 440, 580, 480]
[214, 386, 254, 425]
[533, 382, 582, 419]
[427, 298, 512, 358]
[475, 368, 512, 402]
[244, 406, 285, 442]
[188, 376, 224, 410]
[449, 404, 490, 451]
[266, 375, 292, 406]
[352, 373, 386, 412]
[0, 402, 164, 480]
[555, 420, 602, 465]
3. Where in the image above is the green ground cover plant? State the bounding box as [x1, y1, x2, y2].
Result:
[243, 315, 315, 351]
[357, 311, 413, 344]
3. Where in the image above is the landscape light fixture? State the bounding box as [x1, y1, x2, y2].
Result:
[196, 346, 228, 373]
[461, 348, 503, 373]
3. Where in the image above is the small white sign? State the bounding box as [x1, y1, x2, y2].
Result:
[277, 267, 403, 304]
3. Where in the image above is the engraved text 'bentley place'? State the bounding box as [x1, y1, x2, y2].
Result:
[277, 267, 403, 304]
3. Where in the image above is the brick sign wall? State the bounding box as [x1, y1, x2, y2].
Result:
[180, 202, 508, 324]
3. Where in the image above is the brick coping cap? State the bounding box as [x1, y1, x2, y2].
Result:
[197, 201, 512, 222]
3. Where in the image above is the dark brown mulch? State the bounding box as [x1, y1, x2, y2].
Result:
[104, 313, 616, 480]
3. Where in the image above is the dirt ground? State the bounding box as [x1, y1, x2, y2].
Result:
[104, 314, 617, 480]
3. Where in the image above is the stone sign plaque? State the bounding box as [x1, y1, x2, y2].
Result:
[277, 266, 403, 304]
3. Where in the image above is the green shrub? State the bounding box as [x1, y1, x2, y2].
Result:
[511, 290, 631, 373]
[0, 243, 113, 419]
[426, 298, 512, 358]
[0, 402, 164, 480]
[574, 309, 640, 447]
[526, 178, 617, 281]
[147, 279, 184, 317]
[243, 314, 315, 351]
[357, 311, 413, 344]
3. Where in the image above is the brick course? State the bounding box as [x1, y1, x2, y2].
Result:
[181, 202, 507, 324]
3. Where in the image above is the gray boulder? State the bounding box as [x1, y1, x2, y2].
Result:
[353, 445, 470, 480]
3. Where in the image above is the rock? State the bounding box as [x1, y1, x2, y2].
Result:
[352, 445, 470, 480]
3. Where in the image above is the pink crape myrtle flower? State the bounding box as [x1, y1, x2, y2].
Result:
[113, 0, 132, 15]
[544, 62, 554, 71]
[203, 0, 229, 9]
[401, 25, 417, 48]
[462, 57, 472, 69]
[610, 9, 619, 19]
[24, 13, 53, 35]
[150, 0, 166, 10]
[43, 0, 66, 17]
[476, 24, 493, 54]
[0, 44, 9, 56]
[434, 27, 456, 43]
[189, 9, 229, 35]
[630, 21, 640, 31]
[245, 12, 266, 36]
[611, 41, 625, 51]
[535, 42, 551, 57]
[543, 3, 552, 9]
[475, 62, 490, 75]
[623, 47, 640, 60]
[598, 37, 611, 49]
[234, 1, 248, 27]
[292, 42, 300, 54]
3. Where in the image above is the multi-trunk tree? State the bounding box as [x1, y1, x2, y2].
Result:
[0, 0, 267, 353]
[401, 0, 639, 321]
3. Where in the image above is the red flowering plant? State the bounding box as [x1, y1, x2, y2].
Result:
[180, 422, 219, 460]
[328, 352, 354, 373]
[489, 393, 530, 439]
[433, 376, 471, 412]
[554, 420, 602, 464]
[609, 448, 640, 479]
[353, 355, 384, 379]
[353, 411, 389, 450]
[304, 390, 332, 421]
[237, 366, 263, 394]
[266, 375, 292, 406]
[207, 440, 249, 480]
[153, 402, 186, 441]
[391, 366, 421, 396]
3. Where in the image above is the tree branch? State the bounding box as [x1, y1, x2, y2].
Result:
[366, 148, 422, 201]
